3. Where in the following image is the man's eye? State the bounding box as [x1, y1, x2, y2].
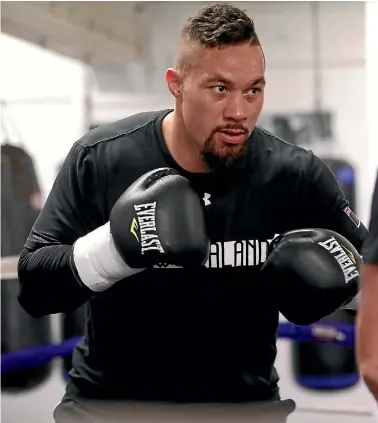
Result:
[250, 87, 262, 94]
[214, 86, 227, 93]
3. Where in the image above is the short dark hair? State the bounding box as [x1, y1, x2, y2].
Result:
[181, 3, 259, 47]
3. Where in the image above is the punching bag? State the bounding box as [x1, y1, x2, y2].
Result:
[62, 304, 87, 380]
[292, 158, 359, 390]
[324, 158, 356, 211]
[1, 144, 52, 391]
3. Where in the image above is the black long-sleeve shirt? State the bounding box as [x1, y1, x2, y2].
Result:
[18, 109, 368, 402]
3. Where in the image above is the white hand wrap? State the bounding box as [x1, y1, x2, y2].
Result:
[73, 222, 145, 292]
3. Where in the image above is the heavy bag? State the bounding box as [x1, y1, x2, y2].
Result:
[323, 158, 357, 210]
[291, 158, 359, 391]
[292, 310, 358, 390]
[1, 144, 52, 391]
[62, 304, 87, 380]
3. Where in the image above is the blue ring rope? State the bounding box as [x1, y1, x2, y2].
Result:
[1, 322, 355, 373]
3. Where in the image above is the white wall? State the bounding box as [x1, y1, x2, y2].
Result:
[1, 2, 378, 423]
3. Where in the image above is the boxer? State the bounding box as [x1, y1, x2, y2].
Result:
[17, 4, 368, 422]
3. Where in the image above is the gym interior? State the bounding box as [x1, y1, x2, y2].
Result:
[1, 2, 378, 422]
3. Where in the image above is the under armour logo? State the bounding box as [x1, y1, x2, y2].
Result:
[203, 193, 211, 206]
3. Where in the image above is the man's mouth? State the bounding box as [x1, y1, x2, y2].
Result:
[218, 130, 246, 144]
[221, 129, 245, 135]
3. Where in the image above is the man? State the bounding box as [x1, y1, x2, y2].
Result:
[17, 4, 367, 423]
[357, 171, 378, 401]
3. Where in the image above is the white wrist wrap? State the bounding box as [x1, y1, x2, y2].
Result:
[73, 222, 144, 292]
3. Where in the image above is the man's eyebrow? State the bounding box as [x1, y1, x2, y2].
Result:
[206, 75, 266, 86]
[251, 77, 266, 86]
[207, 75, 232, 85]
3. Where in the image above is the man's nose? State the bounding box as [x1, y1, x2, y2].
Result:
[223, 93, 248, 122]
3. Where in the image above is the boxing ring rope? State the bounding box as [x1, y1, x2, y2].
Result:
[1, 254, 356, 373]
[1, 255, 20, 280]
[1, 322, 356, 373]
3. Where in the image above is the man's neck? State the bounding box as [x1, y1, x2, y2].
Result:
[162, 111, 210, 173]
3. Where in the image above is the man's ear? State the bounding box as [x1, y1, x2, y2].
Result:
[166, 68, 182, 99]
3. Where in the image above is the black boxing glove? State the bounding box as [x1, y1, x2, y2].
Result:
[261, 228, 361, 325]
[110, 168, 210, 268]
[73, 168, 209, 292]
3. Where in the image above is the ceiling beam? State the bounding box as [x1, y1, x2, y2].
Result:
[1, 1, 137, 64]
